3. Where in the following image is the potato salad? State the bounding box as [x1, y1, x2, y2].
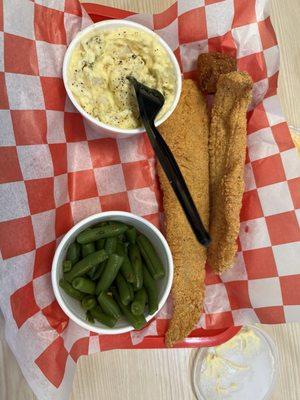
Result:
[68, 27, 176, 129]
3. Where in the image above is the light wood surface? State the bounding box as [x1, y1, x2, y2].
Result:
[1, 1, 300, 399]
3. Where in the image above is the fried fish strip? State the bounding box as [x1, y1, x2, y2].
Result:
[197, 52, 237, 94]
[208, 71, 253, 273]
[157, 80, 209, 347]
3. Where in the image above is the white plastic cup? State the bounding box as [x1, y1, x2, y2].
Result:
[51, 211, 173, 334]
[63, 19, 182, 139]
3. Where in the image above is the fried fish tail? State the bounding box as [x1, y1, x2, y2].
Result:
[208, 71, 253, 273]
[157, 80, 209, 347]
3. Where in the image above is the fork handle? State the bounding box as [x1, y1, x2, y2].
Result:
[144, 119, 211, 247]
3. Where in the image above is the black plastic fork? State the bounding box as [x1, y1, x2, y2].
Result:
[127, 76, 211, 247]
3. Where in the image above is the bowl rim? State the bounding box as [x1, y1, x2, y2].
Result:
[62, 19, 182, 136]
[51, 211, 174, 335]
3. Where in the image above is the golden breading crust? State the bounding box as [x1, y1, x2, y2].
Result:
[157, 80, 210, 347]
[197, 52, 237, 94]
[207, 71, 253, 273]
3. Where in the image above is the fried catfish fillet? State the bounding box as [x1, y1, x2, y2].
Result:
[197, 52, 237, 94]
[157, 80, 210, 347]
[208, 71, 253, 273]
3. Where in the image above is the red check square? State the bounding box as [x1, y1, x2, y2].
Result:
[205, 264, 222, 285]
[0, 216, 35, 259]
[244, 247, 278, 279]
[122, 160, 153, 190]
[240, 190, 263, 222]
[41, 77, 66, 111]
[208, 32, 237, 58]
[11, 110, 47, 145]
[205, 0, 225, 4]
[42, 300, 69, 334]
[70, 337, 89, 362]
[252, 154, 286, 187]
[10, 282, 39, 328]
[258, 18, 277, 50]
[178, 7, 207, 44]
[0, 147, 23, 184]
[226, 281, 251, 310]
[153, 3, 177, 30]
[88, 139, 120, 168]
[25, 178, 55, 214]
[137, 133, 155, 159]
[34, 4, 66, 45]
[266, 211, 300, 246]
[232, 0, 256, 28]
[64, 0, 82, 16]
[33, 241, 56, 279]
[271, 123, 295, 152]
[68, 170, 98, 201]
[64, 113, 86, 142]
[205, 311, 234, 329]
[143, 213, 161, 229]
[55, 203, 73, 237]
[100, 192, 130, 212]
[0, 73, 9, 109]
[35, 337, 68, 388]
[4, 33, 39, 75]
[265, 72, 279, 98]
[255, 306, 285, 323]
[280, 275, 300, 305]
[49, 144, 67, 176]
[288, 178, 300, 209]
[247, 104, 270, 134]
[99, 332, 133, 351]
[238, 52, 267, 83]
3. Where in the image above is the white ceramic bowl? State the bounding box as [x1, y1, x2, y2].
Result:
[51, 211, 173, 334]
[63, 19, 182, 139]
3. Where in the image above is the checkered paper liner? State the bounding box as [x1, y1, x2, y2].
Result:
[0, 0, 300, 398]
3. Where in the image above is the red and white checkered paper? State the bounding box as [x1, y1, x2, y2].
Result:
[0, 0, 300, 398]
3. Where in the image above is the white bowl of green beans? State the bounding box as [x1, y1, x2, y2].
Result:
[51, 211, 174, 334]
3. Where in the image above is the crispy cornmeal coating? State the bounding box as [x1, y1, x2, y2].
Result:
[197, 52, 237, 94]
[208, 71, 253, 273]
[157, 80, 210, 347]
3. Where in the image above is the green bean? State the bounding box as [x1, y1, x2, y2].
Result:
[116, 273, 131, 306]
[128, 282, 134, 302]
[104, 237, 117, 255]
[137, 235, 165, 280]
[72, 277, 96, 294]
[143, 264, 158, 315]
[88, 261, 105, 281]
[118, 233, 126, 242]
[86, 310, 95, 323]
[96, 254, 123, 294]
[63, 260, 72, 273]
[64, 250, 107, 282]
[98, 292, 121, 319]
[81, 242, 95, 258]
[94, 222, 108, 228]
[112, 288, 146, 330]
[96, 238, 105, 250]
[66, 242, 81, 265]
[77, 222, 128, 244]
[126, 227, 136, 244]
[82, 295, 97, 310]
[131, 287, 147, 316]
[59, 279, 85, 301]
[116, 242, 135, 283]
[89, 307, 117, 328]
[129, 244, 143, 290]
